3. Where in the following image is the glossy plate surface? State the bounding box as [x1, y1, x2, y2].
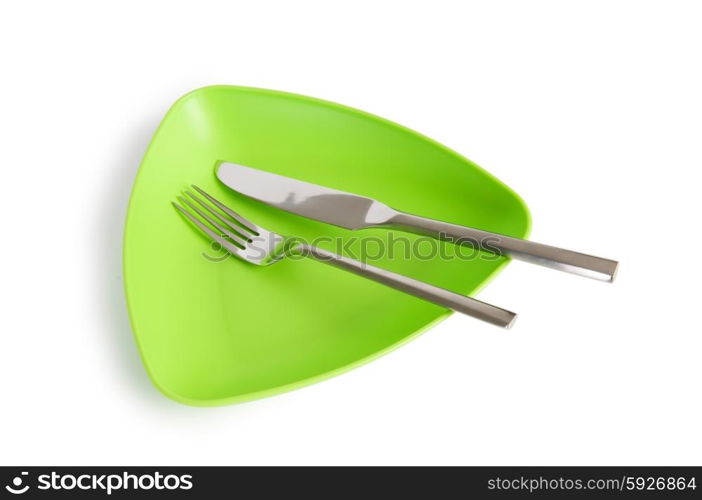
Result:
[123, 86, 531, 405]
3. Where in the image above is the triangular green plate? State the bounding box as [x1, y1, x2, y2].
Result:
[124, 86, 531, 405]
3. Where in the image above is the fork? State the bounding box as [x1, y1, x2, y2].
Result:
[173, 186, 518, 328]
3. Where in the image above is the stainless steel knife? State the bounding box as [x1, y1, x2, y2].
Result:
[216, 162, 618, 281]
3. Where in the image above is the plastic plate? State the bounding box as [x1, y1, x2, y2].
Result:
[123, 86, 530, 405]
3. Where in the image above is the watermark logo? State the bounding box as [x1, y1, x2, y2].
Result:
[5, 472, 29, 495]
[3, 471, 193, 495]
[201, 232, 503, 264]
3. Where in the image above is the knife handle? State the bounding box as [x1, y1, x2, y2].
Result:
[387, 213, 618, 282]
[299, 244, 517, 328]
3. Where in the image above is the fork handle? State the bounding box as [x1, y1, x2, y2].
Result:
[299, 245, 516, 328]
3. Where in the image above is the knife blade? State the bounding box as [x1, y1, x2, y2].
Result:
[217, 162, 398, 229]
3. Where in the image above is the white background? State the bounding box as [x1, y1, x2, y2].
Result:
[1, 1, 700, 466]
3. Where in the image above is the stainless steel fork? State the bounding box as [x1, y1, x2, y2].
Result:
[173, 186, 518, 328]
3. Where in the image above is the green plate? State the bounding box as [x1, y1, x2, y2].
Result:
[124, 85, 531, 406]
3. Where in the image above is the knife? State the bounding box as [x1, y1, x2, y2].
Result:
[216, 162, 618, 281]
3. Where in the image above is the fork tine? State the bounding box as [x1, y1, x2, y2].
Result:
[184, 190, 253, 240]
[191, 185, 259, 234]
[172, 202, 245, 255]
[177, 196, 248, 248]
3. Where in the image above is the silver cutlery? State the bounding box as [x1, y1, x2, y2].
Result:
[217, 162, 619, 282]
[173, 186, 518, 328]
